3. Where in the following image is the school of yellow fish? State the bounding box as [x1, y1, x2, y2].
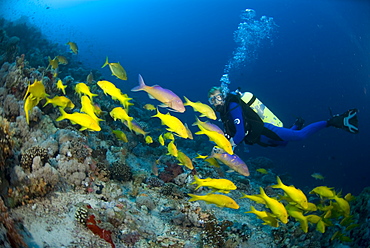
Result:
[23, 41, 357, 240]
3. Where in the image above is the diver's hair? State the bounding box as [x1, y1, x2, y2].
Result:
[208, 86, 221, 98]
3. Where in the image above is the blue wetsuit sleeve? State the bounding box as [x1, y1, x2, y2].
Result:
[228, 102, 245, 145]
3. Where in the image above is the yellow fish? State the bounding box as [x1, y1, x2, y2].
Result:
[126, 120, 148, 136]
[258, 187, 288, 224]
[158, 134, 165, 146]
[311, 173, 325, 180]
[24, 95, 38, 124]
[167, 140, 178, 157]
[101, 56, 127, 80]
[204, 157, 220, 167]
[75, 82, 98, 100]
[309, 186, 336, 199]
[80, 96, 103, 123]
[192, 116, 224, 135]
[145, 135, 153, 144]
[112, 130, 128, 142]
[195, 125, 232, 154]
[110, 107, 133, 131]
[48, 56, 59, 70]
[256, 168, 268, 174]
[56, 55, 68, 65]
[285, 204, 314, 233]
[24, 79, 49, 102]
[143, 103, 156, 111]
[185, 123, 193, 140]
[188, 193, 239, 209]
[191, 175, 236, 193]
[152, 108, 189, 139]
[271, 176, 308, 210]
[56, 108, 100, 131]
[43, 96, 75, 109]
[245, 206, 279, 227]
[97, 80, 133, 109]
[183, 96, 216, 120]
[332, 195, 350, 217]
[177, 150, 193, 170]
[56, 79, 67, 95]
[240, 193, 266, 205]
[66, 41, 78, 54]
[163, 132, 175, 141]
[131, 74, 185, 113]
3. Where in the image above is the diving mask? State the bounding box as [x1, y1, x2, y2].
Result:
[208, 93, 225, 106]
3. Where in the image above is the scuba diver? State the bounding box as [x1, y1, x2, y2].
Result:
[208, 86, 359, 148]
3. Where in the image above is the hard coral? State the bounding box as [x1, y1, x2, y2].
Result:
[109, 162, 132, 182]
[20, 145, 48, 172]
[0, 116, 14, 169]
[201, 213, 233, 248]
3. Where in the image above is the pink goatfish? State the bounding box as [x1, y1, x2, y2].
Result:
[131, 74, 185, 113]
[210, 150, 250, 176]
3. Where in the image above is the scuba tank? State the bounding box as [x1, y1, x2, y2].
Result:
[236, 89, 283, 127]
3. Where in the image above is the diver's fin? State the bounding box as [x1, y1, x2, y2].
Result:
[327, 109, 359, 134]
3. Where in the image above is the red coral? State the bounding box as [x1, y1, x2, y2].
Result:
[86, 214, 115, 248]
[159, 162, 184, 183]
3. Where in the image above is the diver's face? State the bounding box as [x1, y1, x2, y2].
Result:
[208, 91, 225, 109]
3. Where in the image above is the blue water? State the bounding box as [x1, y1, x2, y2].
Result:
[1, 0, 370, 195]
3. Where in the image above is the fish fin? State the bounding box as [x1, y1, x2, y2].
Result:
[101, 56, 109, 68]
[131, 74, 146, 91]
[56, 108, 67, 121]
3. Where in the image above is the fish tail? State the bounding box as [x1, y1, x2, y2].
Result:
[271, 176, 283, 189]
[131, 74, 146, 92]
[187, 193, 200, 202]
[259, 187, 267, 198]
[56, 107, 67, 121]
[183, 96, 191, 106]
[101, 56, 109, 68]
[245, 206, 257, 214]
[192, 116, 200, 126]
[42, 98, 51, 107]
[191, 175, 201, 187]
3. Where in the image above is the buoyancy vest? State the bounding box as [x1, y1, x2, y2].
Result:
[220, 93, 283, 146]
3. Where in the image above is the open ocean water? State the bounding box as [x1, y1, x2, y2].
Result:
[1, 0, 369, 194]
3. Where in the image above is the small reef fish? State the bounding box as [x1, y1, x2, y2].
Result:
[56, 79, 67, 95]
[80, 96, 103, 123]
[167, 140, 178, 157]
[271, 176, 308, 210]
[158, 134, 165, 146]
[97, 80, 133, 110]
[176, 150, 193, 170]
[204, 157, 220, 168]
[110, 107, 133, 131]
[195, 153, 208, 159]
[48, 56, 59, 70]
[86, 71, 94, 84]
[24, 79, 49, 102]
[152, 108, 189, 139]
[143, 104, 156, 111]
[311, 173, 325, 180]
[195, 125, 233, 155]
[43, 96, 75, 110]
[256, 168, 268, 174]
[56, 108, 101, 131]
[75, 82, 98, 100]
[56, 55, 68, 65]
[145, 135, 153, 144]
[209, 150, 249, 176]
[125, 120, 148, 136]
[183, 96, 216, 120]
[163, 132, 175, 141]
[66, 41, 78, 54]
[285, 204, 312, 233]
[258, 187, 288, 224]
[101, 56, 127, 80]
[112, 130, 128, 142]
[191, 175, 237, 194]
[240, 193, 267, 205]
[245, 206, 279, 227]
[24, 95, 38, 124]
[131, 74, 185, 113]
[192, 116, 224, 135]
[185, 123, 193, 140]
[309, 186, 336, 199]
[188, 193, 239, 209]
[332, 195, 350, 217]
